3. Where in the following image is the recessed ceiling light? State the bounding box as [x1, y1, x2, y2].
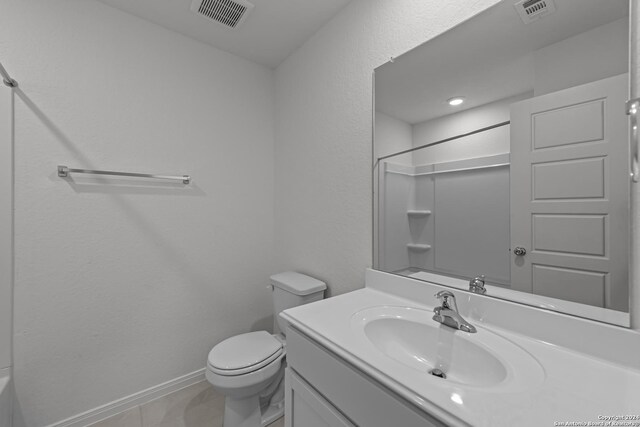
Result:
[448, 97, 465, 106]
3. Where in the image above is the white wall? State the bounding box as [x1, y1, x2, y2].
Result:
[274, 0, 502, 296]
[0, 1, 276, 426]
[411, 93, 529, 165]
[534, 18, 629, 96]
[374, 111, 413, 164]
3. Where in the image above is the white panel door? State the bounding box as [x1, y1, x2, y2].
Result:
[510, 74, 629, 311]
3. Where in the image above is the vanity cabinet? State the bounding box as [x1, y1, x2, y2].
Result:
[284, 327, 446, 427]
[286, 369, 354, 427]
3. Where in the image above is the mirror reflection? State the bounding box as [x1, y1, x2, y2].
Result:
[374, 0, 630, 325]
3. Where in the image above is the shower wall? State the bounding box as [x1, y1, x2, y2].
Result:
[379, 163, 414, 272]
[380, 154, 510, 284]
[377, 95, 516, 278]
[0, 1, 276, 426]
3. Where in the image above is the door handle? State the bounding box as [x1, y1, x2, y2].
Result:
[513, 247, 527, 256]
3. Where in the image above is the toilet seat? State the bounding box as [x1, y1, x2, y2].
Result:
[208, 347, 283, 376]
[208, 331, 284, 376]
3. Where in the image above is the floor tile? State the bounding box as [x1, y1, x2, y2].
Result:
[267, 417, 285, 427]
[89, 381, 285, 427]
[140, 381, 224, 427]
[88, 406, 142, 427]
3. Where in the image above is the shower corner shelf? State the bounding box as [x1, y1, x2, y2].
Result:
[407, 210, 431, 217]
[407, 243, 431, 252]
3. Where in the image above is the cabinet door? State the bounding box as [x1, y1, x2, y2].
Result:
[285, 368, 355, 427]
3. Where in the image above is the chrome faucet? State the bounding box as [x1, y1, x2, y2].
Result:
[469, 274, 486, 294]
[432, 291, 477, 333]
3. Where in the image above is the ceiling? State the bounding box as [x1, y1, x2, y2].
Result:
[375, 0, 629, 124]
[96, 0, 353, 68]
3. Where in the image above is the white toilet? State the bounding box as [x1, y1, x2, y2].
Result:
[206, 272, 326, 427]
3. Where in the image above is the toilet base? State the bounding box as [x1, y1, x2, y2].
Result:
[222, 371, 285, 427]
[260, 402, 284, 427]
[223, 394, 262, 427]
[222, 394, 284, 427]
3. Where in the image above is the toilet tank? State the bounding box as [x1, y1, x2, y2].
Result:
[270, 272, 326, 335]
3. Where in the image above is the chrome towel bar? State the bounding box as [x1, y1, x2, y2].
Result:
[57, 165, 191, 184]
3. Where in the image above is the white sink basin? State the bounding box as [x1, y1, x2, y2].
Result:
[351, 306, 545, 390]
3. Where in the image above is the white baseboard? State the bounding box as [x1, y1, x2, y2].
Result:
[47, 368, 206, 427]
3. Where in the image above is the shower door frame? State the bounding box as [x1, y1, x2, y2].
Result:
[0, 83, 13, 374]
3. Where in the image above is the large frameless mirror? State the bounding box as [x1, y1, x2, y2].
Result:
[373, 0, 633, 326]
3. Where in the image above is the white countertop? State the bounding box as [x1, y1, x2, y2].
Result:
[282, 278, 640, 427]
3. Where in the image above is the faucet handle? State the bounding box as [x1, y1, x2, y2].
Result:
[434, 290, 456, 310]
[469, 275, 486, 294]
[435, 290, 454, 299]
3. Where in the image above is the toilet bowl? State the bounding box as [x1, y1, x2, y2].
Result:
[206, 272, 326, 427]
[207, 331, 286, 427]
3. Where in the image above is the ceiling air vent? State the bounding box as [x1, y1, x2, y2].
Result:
[514, 0, 556, 24]
[190, 0, 254, 29]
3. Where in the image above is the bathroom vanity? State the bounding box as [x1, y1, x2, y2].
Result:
[282, 270, 640, 427]
[284, 328, 442, 427]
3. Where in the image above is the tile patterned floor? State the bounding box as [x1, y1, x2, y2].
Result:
[88, 381, 285, 427]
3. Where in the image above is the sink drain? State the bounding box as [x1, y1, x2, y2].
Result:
[429, 368, 447, 379]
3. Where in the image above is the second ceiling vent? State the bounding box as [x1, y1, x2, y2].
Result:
[191, 0, 254, 29]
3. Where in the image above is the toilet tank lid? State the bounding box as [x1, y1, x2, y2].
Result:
[270, 272, 326, 296]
